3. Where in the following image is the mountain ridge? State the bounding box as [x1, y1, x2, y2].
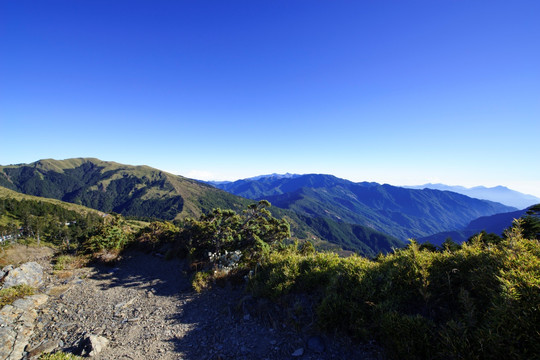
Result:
[0, 158, 403, 256]
[0, 158, 250, 220]
[211, 174, 516, 240]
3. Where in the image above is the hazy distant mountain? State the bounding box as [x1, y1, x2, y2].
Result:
[406, 183, 540, 209]
[245, 173, 300, 181]
[418, 208, 528, 245]
[211, 174, 516, 240]
[0, 159, 402, 256]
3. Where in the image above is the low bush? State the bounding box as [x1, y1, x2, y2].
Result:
[134, 221, 181, 252]
[192, 270, 212, 293]
[249, 222, 540, 359]
[182, 200, 290, 266]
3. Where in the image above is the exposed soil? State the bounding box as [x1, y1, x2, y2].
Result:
[29, 251, 383, 359]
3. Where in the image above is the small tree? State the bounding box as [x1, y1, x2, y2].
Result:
[183, 200, 290, 265]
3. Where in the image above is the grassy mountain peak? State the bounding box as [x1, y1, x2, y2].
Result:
[0, 157, 249, 220]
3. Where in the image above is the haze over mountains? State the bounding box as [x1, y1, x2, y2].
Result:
[417, 208, 530, 246]
[1, 158, 528, 255]
[405, 183, 540, 209]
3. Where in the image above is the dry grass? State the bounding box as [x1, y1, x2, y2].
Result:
[54, 270, 75, 280]
[0, 245, 54, 267]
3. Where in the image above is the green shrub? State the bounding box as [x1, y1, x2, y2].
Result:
[83, 225, 130, 254]
[379, 311, 435, 360]
[182, 201, 290, 266]
[53, 255, 74, 271]
[39, 352, 83, 360]
[192, 270, 212, 293]
[134, 221, 180, 251]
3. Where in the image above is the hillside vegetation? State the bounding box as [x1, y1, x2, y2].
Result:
[0, 186, 106, 247]
[0, 186, 103, 216]
[134, 203, 540, 360]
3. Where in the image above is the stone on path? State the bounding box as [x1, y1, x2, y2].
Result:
[76, 334, 110, 357]
[27, 339, 59, 359]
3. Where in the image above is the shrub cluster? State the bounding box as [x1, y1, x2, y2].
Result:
[249, 220, 540, 360]
[182, 200, 290, 264]
[0, 284, 35, 307]
[81, 214, 132, 254]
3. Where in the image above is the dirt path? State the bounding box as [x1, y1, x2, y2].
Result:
[30, 252, 381, 360]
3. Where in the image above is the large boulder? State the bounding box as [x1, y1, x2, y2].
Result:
[0, 294, 49, 360]
[1, 262, 43, 289]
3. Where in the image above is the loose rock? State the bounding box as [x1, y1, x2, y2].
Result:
[1, 262, 43, 289]
[76, 334, 109, 357]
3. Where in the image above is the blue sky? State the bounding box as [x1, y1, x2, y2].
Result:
[1, 1, 539, 197]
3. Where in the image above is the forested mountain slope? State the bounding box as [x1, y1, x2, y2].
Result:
[212, 174, 516, 239]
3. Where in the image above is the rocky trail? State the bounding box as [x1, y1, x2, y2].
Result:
[19, 251, 382, 359]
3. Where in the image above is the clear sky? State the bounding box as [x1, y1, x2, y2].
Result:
[1, 1, 539, 197]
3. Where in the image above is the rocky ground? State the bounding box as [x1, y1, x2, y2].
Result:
[24, 251, 383, 360]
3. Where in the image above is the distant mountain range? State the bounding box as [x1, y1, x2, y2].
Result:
[0, 159, 402, 256]
[405, 184, 540, 209]
[1, 159, 526, 256]
[211, 174, 516, 240]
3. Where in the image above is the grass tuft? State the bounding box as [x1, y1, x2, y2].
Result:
[0, 284, 36, 307]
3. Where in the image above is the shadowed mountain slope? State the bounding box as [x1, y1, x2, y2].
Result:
[212, 174, 516, 240]
[418, 207, 531, 246]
